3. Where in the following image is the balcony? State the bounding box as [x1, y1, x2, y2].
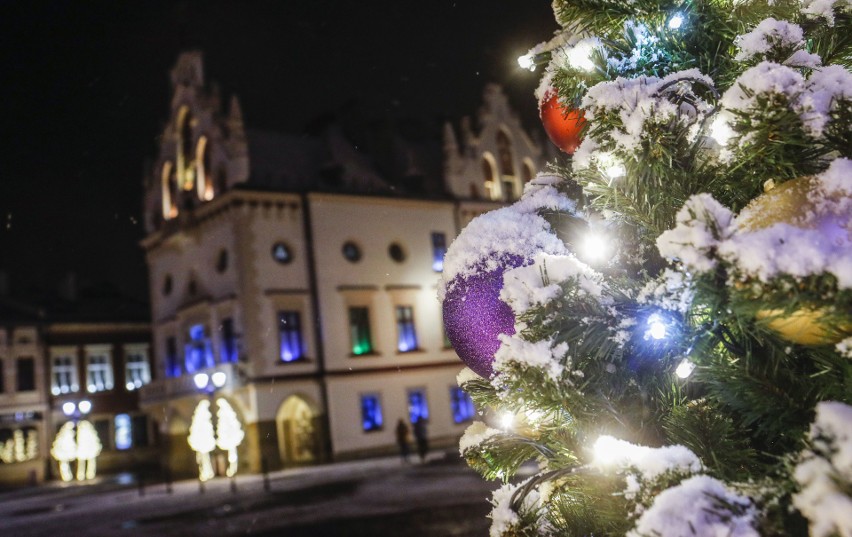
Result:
[138, 362, 242, 406]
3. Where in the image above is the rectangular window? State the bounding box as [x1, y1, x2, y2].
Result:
[165, 337, 180, 378]
[124, 348, 151, 391]
[94, 419, 111, 450]
[349, 307, 373, 355]
[16, 357, 35, 392]
[115, 414, 132, 450]
[86, 351, 114, 393]
[360, 393, 383, 432]
[450, 387, 475, 424]
[396, 306, 418, 352]
[278, 310, 305, 362]
[407, 388, 429, 424]
[431, 232, 447, 272]
[185, 324, 214, 373]
[52, 355, 78, 395]
[221, 318, 237, 363]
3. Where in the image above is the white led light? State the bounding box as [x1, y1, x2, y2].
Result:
[211, 371, 227, 388]
[580, 231, 610, 264]
[668, 14, 684, 29]
[517, 54, 535, 71]
[78, 400, 92, 414]
[61, 402, 76, 416]
[566, 43, 596, 71]
[193, 373, 210, 390]
[593, 435, 622, 466]
[126, 382, 136, 391]
[676, 358, 696, 379]
[605, 162, 626, 180]
[647, 313, 667, 340]
[500, 412, 514, 430]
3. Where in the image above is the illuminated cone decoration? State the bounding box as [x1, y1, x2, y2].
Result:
[539, 87, 585, 155]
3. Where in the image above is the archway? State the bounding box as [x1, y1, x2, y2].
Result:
[276, 395, 322, 466]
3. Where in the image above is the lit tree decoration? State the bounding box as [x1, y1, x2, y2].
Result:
[13, 429, 26, 462]
[215, 398, 244, 477]
[75, 420, 101, 481]
[0, 437, 14, 464]
[188, 399, 216, 482]
[50, 422, 77, 482]
[25, 429, 38, 461]
[445, 0, 852, 535]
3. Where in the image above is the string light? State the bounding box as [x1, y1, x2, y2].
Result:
[517, 54, 535, 71]
[710, 114, 734, 146]
[500, 412, 515, 430]
[675, 358, 696, 379]
[668, 13, 684, 29]
[647, 313, 668, 340]
[580, 231, 611, 264]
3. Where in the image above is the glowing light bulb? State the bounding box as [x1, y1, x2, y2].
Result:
[580, 231, 610, 264]
[517, 54, 535, 71]
[126, 382, 135, 391]
[675, 359, 696, 379]
[593, 435, 622, 466]
[647, 313, 667, 340]
[605, 162, 626, 180]
[710, 115, 734, 146]
[78, 400, 92, 414]
[61, 402, 76, 416]
[500, 412, 515, 430]
[193, 373, 210, 390]
[668, 14, 684, 29]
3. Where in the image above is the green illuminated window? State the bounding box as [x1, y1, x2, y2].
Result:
[349, 307, 373, 355]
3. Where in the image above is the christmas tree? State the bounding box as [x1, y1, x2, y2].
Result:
[441, 1, 851, 535]
[50, 422, 77, 482]
[188, 400, 216, 482]
[215, 398, 244, 477]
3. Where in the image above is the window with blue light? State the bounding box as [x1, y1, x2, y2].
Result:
[450, 387, 475, 423]
[278, 310, 305, 362]
[349, 307, 373, 356]
[115, 414, 132, 450]
[396, 306, 418, 353]
[360, 394, 383, 432]
[165, 337, 181, 378]
[221, 318, 237, 363]
[185, 324, 214, 373]
[408, 389, 429, 424]
[431, 232, 447, 272]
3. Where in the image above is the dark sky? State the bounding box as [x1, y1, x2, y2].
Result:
[0, 1, 556, 302]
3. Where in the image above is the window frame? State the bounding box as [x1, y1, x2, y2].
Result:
[51, 348, 79, 395]
[124, 344, 151, 391]
[15, 357, 36, 393]
[360, 393, 384, 433]
[278, 310, 306, 363]
[85, 345, 114, 394]
[395, 305, 419, 353]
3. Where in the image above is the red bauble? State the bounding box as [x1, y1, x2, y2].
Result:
[539, 88, 586, 155]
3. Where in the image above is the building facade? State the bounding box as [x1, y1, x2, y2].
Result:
[139, 52, 548, 477]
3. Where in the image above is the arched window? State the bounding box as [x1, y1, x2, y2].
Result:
[195, 136, 214, 201]
[496, 130, 514, 176]
[481, 153, 499, 201]
[161, 161, 178, 220]
[175, 106, 195, 191]
[522, 159, 535, 183]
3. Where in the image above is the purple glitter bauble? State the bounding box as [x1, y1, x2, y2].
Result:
[442, 256, 526, 378]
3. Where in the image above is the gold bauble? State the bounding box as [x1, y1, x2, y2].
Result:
[738, 176, 851, 345]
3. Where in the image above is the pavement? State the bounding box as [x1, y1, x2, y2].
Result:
[0, 450, 500, 536]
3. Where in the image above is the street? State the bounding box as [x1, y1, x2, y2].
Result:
[0, 451, 498, 536]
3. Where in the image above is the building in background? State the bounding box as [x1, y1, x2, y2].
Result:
[0, 280, 154, 486]
[139, 52, 550, 477]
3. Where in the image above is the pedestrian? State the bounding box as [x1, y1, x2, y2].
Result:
[412, 417, 429, 463]
[395, 419, 411, 463]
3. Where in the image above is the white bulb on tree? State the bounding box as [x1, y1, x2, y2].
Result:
[215, 398, 245, 477]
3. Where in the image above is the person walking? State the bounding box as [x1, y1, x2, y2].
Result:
[412, 417, 429, 463]
[395, 419, 411, 463]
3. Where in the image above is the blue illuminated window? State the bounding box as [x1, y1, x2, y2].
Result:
[450, 387, 475, 423]
[278, 310, 305, 362]
[396, 306, 418, 353]
[407, 389, 429, 423]
[349, 307, 373, 356]
[165, 337, 181, 378]
[431, 232, 447, 272]
[185, 324, 214, 373]
[360, 394, 383, 432]
[221, 318, 237, 363]
[115, 414, 132, 450]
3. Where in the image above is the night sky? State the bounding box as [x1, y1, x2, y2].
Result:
[0, 1, 556, 302]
